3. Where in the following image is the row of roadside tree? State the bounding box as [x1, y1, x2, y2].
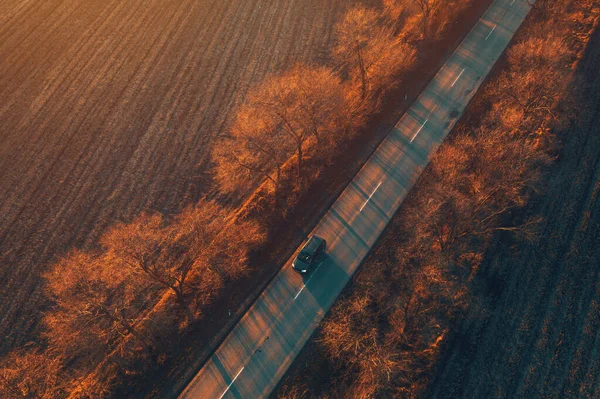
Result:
[277, 0, 596, 397]
[0, 0, 489, 397]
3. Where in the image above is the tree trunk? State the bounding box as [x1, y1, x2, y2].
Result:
[174, 288, 194, 322]
[355, 41, 368, 101]
[402, 291, 414, 335]
[273, 166, 281, 207]
[297, 142, 303, 178]
[275, 166, 281, 194]
[119, 317, 149, 347]
[422, 9, 430, 40]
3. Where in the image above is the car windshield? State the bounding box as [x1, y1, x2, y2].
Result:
[298, 251, 311, 263]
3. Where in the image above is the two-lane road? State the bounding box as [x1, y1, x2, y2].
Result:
[181, 0, 534, 397]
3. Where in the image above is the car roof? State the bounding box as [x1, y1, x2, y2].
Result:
[301, 235, 324, 254]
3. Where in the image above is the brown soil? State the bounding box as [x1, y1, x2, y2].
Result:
[0, 0, 361, 354]
[426, 21, 600, 399]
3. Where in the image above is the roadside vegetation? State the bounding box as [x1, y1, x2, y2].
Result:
[275, 0, 600, 397]
[0, 0, 509, 397]
[430, 4, 600, 398]
[0, 203, 264, 398]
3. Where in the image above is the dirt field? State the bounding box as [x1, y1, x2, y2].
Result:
[0, 0, 361, 353]
[427, 23, 600, 398]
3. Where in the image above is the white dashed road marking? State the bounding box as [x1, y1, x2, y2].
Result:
[486, 24, 496, 40]
[359, 181, 383, 212]
[411, 118, 428, 142]
[218, 367, 244, 399]
[293, 285, 305, 300]
[294, 260, 325, 300]
[451, 68, 466, 87]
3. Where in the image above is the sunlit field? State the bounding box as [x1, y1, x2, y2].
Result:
[3, 0, 599, 397]
[0, 0, 352, 355]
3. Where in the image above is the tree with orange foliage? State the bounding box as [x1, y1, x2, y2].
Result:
[382, 0, 414, 33]
[253, 64, 346, 177]
[317, 265, 400, 398]
[0, 349, 67, 399]
[385, 0, 474, 41]
[214, 63, 346, 191]
[499, 34, 572, 125]
[213, 103, 291, 196]
[403, 126, 549, 271]
[102, 200, 263, 321]
[411, 0, 444, 39]
[103, 208, 208, 321]
[334, 6, 416, 107]
[44, 250, 153, 362]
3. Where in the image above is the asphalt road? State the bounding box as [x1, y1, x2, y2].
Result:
[180, 0, 533, 397]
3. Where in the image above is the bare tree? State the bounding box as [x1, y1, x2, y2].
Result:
[214, 59, 381, 195]
[334, 6, 380, 101]
[387, 0, 471, 41]
[404, 126, 549, 271]
[317, 265, 401, 398]
[102, 201, 263, 321]
[382, 0, 410, 33]
[252, 64, 346, 177]
[0, 349, 67, 399]
[501, 35, 572, 124]
[44, 250, 153, 362]
[411, 0, 444, 39]
[334, 6, 416, 106]
[287, 64, 348, 153]
[204, 216, 265, 281]
[213, 104, 291, 196]
[102, 206, 213, 321]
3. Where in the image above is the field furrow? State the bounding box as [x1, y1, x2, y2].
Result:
[0, 0, 356, 353]
[430, 20, 600, 398]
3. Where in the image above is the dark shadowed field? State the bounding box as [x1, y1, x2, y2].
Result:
[427, 22, 600, 399]
[0, 0, 359, 353]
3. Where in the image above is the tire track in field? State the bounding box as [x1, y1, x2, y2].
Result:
[0, 0, 59, 61]
[551, 177, 600, 398]
[103, 0, 251, 214]
[0, 0, 165, 201]
[3, 0, 159, 338]
[131, 0, 297, 209]
[0, 0, 151, 230]
[519, 151, 600, 398]
[0, 0, 133, 180]
[503, 132, 600, 398]
[0, 0, 36, 29]
[0, 0, 80, 75]
[38, 0, 208, 243]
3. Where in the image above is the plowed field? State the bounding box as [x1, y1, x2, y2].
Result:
[428, 23, 600, 399]
[0, 0, 355, 353]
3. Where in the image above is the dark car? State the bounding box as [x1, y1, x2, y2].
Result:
[292, 235, 326, 274]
